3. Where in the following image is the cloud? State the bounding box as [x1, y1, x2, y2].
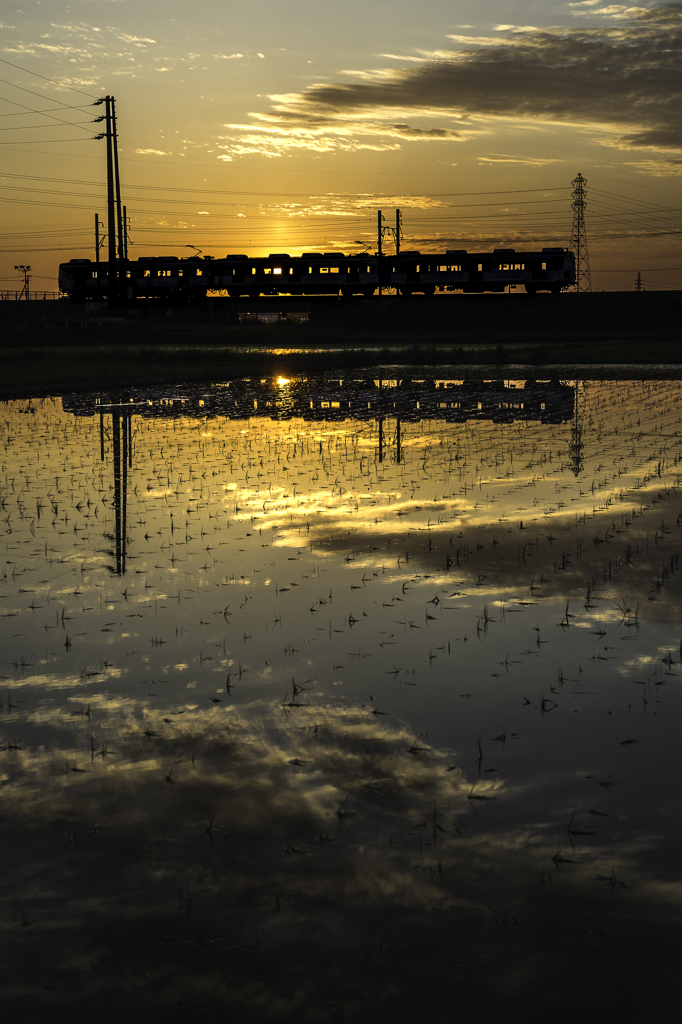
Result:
[135, 148, 170, 156]
[623, 157, 682, 173]
[214, 111, 468, 160]
[478, 154, 563, 166]
[216, 5, 682, 158]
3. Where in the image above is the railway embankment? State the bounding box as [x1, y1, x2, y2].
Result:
[1, 291, 680, 392]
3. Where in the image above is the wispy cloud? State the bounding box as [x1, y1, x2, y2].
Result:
[214, 5, 682, 160]
[478, 154, 563, 166]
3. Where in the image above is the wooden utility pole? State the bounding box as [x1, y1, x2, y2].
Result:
[111, 96, 125, 298]
[105, 96, 117, 309]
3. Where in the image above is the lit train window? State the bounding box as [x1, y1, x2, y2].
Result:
[144, 270, 151, 277]
[196, 269, 203, 276]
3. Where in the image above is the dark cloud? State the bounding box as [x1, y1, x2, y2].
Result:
[241, 5, 682, 156]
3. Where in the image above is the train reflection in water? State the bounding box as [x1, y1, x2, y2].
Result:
[64, 378, 575, 576]
[64, 377, 575, 426]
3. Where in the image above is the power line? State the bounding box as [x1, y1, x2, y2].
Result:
[0, 171, 572, 201]
[591, 267, 682, 272]
[589, 173, 682, 200]
[0, 94, 99, 132]
[590, 186, 679, 213]
[0, 76, 97, 108]
[0, 185, 570, 216]
[0, 103, 91, 117]
[0, 122, 95, 131]
[0, 56, 99, 100]
[0, 137, 97, 144]
[0, 246, 98, 253]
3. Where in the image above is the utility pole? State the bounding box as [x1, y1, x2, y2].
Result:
[570, 173, 591, 293]
[569, 381, 587, 476]
[95, 214, 100, 264]
[123, 205, 129, 260]
[635, 271, 643, 292]
[14, 264, 31, 321]
[111, 96, 125, 303]
[377, 210, 384, 296]
[395, 208, 402, 256]
[104, 96, 117, 310]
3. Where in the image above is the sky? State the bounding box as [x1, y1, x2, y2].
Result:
[1, 0, 682, 291]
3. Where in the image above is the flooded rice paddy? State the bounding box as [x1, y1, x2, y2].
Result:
[2, 374, 682, 1019]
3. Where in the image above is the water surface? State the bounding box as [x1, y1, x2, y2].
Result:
[2, 375, 681, 1017]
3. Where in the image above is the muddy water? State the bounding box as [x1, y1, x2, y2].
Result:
[1, 375, 681, 1018]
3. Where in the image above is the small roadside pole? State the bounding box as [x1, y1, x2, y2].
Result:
[377, 210, 384, 297]
[15, 264, 31, 322]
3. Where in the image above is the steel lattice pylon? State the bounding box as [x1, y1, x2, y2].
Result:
[568, 380, 587, 476]
[570, 173, 592, 293]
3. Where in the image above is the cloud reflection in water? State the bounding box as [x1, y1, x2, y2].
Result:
[1, 376, 682, 1017]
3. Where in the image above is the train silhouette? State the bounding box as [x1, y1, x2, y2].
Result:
[58, 247, 576, 301]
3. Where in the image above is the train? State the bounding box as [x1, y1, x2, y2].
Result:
[58, 247, 576, 301]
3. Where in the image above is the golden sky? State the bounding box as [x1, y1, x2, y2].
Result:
[1, 1, 682, 290]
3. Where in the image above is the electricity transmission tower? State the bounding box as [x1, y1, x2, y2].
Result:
[570, 173, 591, 293]
[569, 380, 587, 476]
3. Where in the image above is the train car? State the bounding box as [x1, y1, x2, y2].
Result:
[58, 248, 575, 301]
